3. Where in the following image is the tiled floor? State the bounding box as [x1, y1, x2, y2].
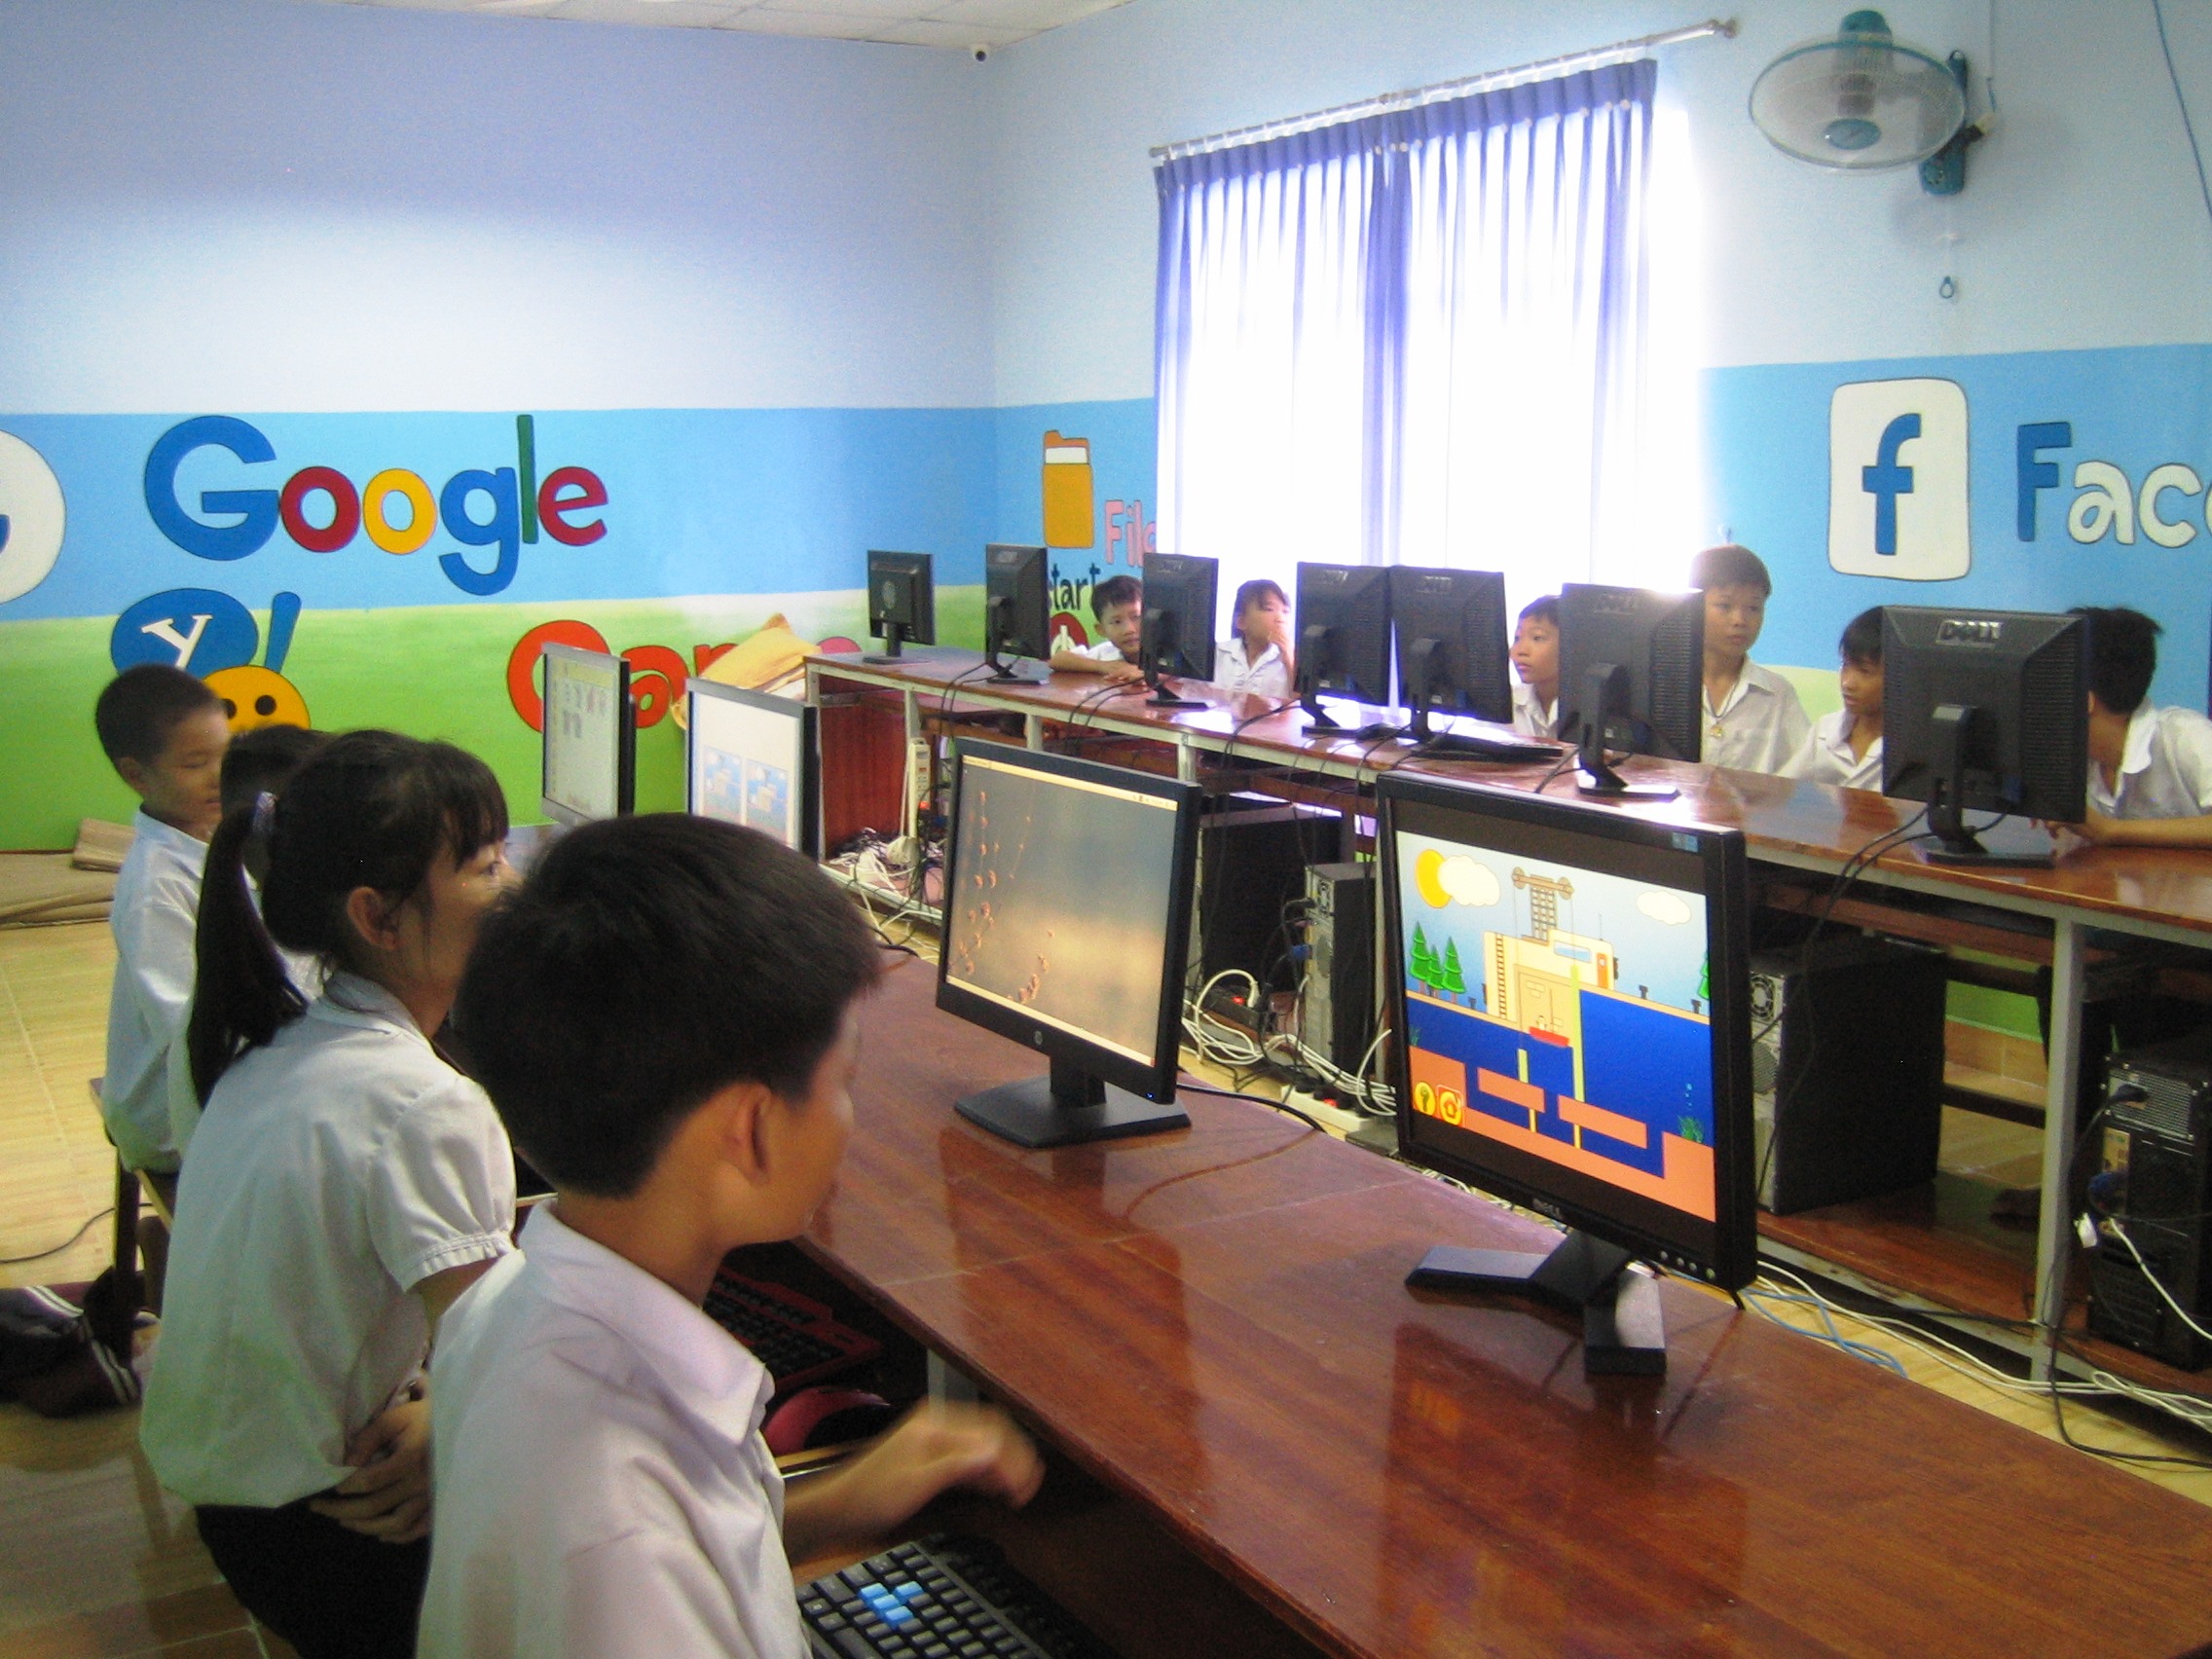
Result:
[0, 921, 2205, 1658]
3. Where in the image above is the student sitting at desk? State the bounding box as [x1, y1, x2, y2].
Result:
[423, 815, 1043, 1659]
[1509, 595, 1560, 739]
[1780, 607, 1884, 790]
[1214, 577, 1295, 699]
[1050, 572, 1144, 682]
[2069, 605, 2212, 846]
[1692, 543, 1810, 774]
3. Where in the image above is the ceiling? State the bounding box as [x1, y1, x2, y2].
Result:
[295, 0, 1130, 49]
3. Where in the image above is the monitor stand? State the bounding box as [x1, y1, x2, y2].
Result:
[1913, 709, 2054, 867]
[1407, 1230, 1667, 1377]
[1571, 719, 1677, 801]
[955, 1057, 1191, 1149]
[863, 622, 909, 665]
[981, 600, 1044, 683]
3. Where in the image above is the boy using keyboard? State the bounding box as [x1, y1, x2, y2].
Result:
[422, 816, 1041, 1658]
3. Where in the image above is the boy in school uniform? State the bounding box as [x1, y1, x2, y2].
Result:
[1214, 577, 1296, 700]
[2068, 606, 2212, 846]
[1780, 608, 1885, 791]
[424, 815, 1042, 1659]
[93, 664, 231, 1178]
[1691, 543, 1810, 774]
[1050, 572, 1145, 682]
[1509, 596, 1560, 740]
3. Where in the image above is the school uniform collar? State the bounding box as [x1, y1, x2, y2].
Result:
[2118, 702, 2159, 780]
[519, 1202, 773, 1445]
[1705, 660, 1783, 720]
[130, 808, 206, 861]
[1224, 637, 1281, 670]
[309, 971, 432, 1050]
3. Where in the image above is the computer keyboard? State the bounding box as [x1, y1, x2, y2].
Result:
[799, 1535, 1115, 1659]
[702, 1267, 881, 1392]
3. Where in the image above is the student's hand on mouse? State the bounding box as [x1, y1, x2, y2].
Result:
[832, 1402, 1044, 1534]
[310, 1394, 434, 1544]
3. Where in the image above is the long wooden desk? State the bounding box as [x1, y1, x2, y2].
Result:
[807, 649, 2212, 1387]
[812, 959, 2212, 1657]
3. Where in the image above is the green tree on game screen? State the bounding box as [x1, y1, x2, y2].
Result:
[1410, 923, 1438, 991]
[1439, 939, 1467, 1001]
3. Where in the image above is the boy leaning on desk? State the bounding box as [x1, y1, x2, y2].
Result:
[2061, 606, 2212, 847]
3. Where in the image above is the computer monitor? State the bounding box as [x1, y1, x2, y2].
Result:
[1377, 771, 1755, 1375]
[1295, 562, 1393, 731]
[1137, 552, 1218, 709]
[1555, 583, 1705, 800]
[540, 643, 635, 827]
[865, 550, 936, 662]
[937, 740, 1201, 1148]
[1388, 566, 1515, 750]
[982, 543, 1051, 682]
[685, 679, 819, 857]
[1881, 606, 2087, 866]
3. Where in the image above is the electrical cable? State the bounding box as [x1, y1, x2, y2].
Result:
[0, 1206, 116, 1265]
[2152, 0, 2212, 242]
[1175, 1079, 1329, 1133]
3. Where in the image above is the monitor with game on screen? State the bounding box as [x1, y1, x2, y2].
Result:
[685, 679, 819, 857]
[540, 643, 635, 827]
[1378, 770, 1756, 1375]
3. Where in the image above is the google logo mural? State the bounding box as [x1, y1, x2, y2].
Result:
[144, 414, 606, 597]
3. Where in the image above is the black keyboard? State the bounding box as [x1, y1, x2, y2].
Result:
[799, 1534, 1115, 1659]
[702, 1268, 880, 1391]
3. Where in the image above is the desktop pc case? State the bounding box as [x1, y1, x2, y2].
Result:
[2087, 1032, 2212, 1370]
[1748, 937, 1947, 1215]
[1195, 798, 1343, 998]
[1302, 861, 1376, 1078]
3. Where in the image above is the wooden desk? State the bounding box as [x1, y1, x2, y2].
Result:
[810, 961, 2212, 1658]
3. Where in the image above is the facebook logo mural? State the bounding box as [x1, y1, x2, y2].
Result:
[1827, 379, 1971, 580]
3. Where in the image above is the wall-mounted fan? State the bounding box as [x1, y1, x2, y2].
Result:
[1750, 10, 1986, 193]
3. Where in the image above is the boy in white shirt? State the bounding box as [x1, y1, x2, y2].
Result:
[93, 664, 231, 1180]
[1214, 577, 1295, 700]
[2068, 606, 2212, 846]
[1781, 608, 1885, 791]
[424, 815, 1042, 1659]
[1691, 544, 1810, 775]
[1050, 573, 1144, 682]
[1509, 596, 1560, 739]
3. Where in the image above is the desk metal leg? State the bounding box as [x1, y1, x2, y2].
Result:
[1025, 714, 1044, 752]
[1176, 736, 1198, 784]
[2032, 914, 2085, 1374]
[903, 686, 920, 747]
[927, 1351, 980, 1404]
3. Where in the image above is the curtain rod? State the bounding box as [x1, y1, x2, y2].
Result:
[1149, 18, 1737, 163]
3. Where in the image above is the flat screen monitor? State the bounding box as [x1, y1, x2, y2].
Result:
[982, 543, 1051, 682]
[866, 550, 936, 661]
[937, 740, 1201, 1148]
[1295, 562, 1393, 731]
[1556, 584, 1704, 800]
[1389, 566, 1515, 748]
[1138, 552, 1218, 709]
[1882, 607, 2086, 866]
[685, 679, 819, 857]
[540, 643, 634, 827]
[1378, 770, 1755, 1375]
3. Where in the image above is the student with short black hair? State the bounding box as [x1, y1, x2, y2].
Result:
[1781, 608, 1886, 790]
[423, 815, 1042, 1659]
[94, 664, 231, 1177]
[2068, 606, 2212, 846]
[1509, 595, 1561, 739]
[1689, 543, 1810, 774]
[1214, 577, 1295, 699]
[1051, 571, 1144, 682]
[141, 731, 519, 1659]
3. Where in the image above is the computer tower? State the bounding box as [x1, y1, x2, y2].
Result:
[1749, 937, 1946, 1214]
[2087, 1032, 2212, 1370]
[1302, 861, 1375, 1076]
[1195, 799, 1342, 997]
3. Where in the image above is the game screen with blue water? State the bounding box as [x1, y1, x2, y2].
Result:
[1394, 828, 1716, 1225]
[688, 687, 806, 851]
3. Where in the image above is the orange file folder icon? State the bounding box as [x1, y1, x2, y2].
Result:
[1043, 430, 1095, 548]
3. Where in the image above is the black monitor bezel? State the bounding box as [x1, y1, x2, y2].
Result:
[1376, 771, 1757, 1292]
[683, 678, 821, 859]
[1389, 565, 1512, 725]
[983, 542, 1053, 661]
[1555, 583, 1705, 762]
[1295, 561, 1394, 706]
[539, 642, 636, 828]
[936, 739, 1202, 1106]
[866, 549, 938, 646]
[1880, 606, 2088, 822]
[1141, 552, 1219, 682]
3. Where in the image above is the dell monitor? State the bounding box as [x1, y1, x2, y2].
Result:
[865, 550, 936, 662]
[1137, 552, 1218, 709]
[1295, 562, 1393, 731]
[686, 679, 819, 857]
[1378, 770, 1756, 1375]
[1388, 566, 1517, 752]
[938, 740, 1201, 1148]
[1556, 583, 1705, 800]
[540, 643, 636, 827]
[982, 543, 1052, 682]
[1881, 606, 2087, 866]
